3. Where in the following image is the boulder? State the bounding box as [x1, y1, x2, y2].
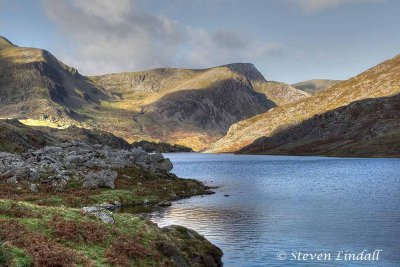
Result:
[29, 183, 39, 193]
[58, 142, 73, 148]
[6, 176, 18, 184]
[150, 153, 164, 163]
[83, 170, 118, 189]
[43, 146, 63, 153]
[129, 147, 147, 157]
[84, 158, 107, 168]
[156, 159, 173, 173]
[136, 154, 151, 164]
[162, 225, 223, 267]
[28, 168, 39, 181]
[49, 174, 71, 188]
[97, 202, 121, 210]
[0, 152, 15, 158]
[158, 201, 172, 207]
[81, 206, 115, 224]
[65, 155, 85, 165]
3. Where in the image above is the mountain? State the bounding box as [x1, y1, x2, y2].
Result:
[0, 36, 310, 151]
[0, 36, 109, 124]
[209, 54, 400, 157]
[292, 79, 341, 94]
[89, 64, 311, 150]
[89, 64, 275, 150]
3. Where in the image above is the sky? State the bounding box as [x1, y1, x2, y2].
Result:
[0, 0, 399, 83]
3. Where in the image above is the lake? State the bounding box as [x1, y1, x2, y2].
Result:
[147, 153, 400, 266]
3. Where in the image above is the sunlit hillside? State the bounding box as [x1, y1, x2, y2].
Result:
[209, 54, 400, 156]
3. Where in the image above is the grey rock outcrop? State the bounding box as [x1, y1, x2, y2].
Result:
[81, 206, 115, 224]
[83, 170, 118, 189]
[0, 142, 174, 190]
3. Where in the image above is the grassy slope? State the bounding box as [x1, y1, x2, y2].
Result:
[240, 94, 400, 157]
[0, 112, 221, 266]
[0, 166, 211, 208]
[0, 163, 219, 266]
[209, 54, 400, 154]
[0, 199, 221, 267]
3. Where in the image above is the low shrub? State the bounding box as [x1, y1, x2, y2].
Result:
[0, 219, 88, 266]
[50, 214, 110, 243]
[105, 234, 153, 266]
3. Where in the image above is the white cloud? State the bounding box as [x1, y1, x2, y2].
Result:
[288, 0, 384, 13]
[41, 0, 281, 75]
[72, 0, 131, 25]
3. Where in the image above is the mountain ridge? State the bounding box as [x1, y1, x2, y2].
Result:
[0, 36, 14, 47]
[0, 36, 309, 150]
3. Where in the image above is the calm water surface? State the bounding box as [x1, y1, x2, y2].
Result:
[147, 153, 400, 266]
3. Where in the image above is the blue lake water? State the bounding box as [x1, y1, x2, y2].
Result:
[148, 153, 400, 266]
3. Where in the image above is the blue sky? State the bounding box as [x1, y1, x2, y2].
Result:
[0, 0, 399, 83]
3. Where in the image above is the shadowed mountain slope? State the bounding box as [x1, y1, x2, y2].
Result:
[209, 54, 400, 155]
[292, 79, 342, 94]
[0, 36, 109, 124]
[0, 119, 130, 153]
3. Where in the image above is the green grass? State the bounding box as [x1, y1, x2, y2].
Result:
[0, 244, 33, 267]
[0, 165, 217, 265]
[0, 200, 155, 266]
[0, 199, 220, 266]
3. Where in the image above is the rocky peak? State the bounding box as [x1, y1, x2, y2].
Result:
[223, 63, 267, 83]
[0, 36, 14, 48]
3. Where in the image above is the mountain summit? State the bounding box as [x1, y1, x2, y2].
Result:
[0, 36, 14, 47]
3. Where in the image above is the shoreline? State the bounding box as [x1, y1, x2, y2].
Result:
[0, 174, 223, 266]
[0, 144, 223, 266]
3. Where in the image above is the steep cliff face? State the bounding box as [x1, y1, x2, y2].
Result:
[209, 54, 400, 156]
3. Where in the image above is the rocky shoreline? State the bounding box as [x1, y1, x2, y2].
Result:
[0, 142, 222, 266]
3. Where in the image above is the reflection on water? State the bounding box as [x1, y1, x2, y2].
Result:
[143, 153, 400, 266]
